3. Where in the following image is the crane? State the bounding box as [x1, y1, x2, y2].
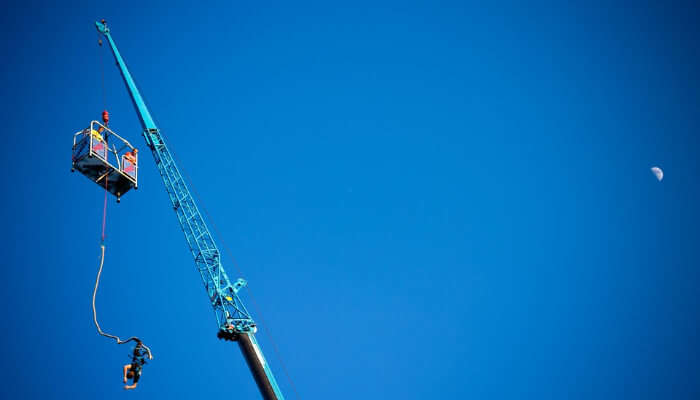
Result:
[95, 19, 286, 400]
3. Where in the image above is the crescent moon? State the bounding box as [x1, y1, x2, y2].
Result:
[651, 166, 663, 181]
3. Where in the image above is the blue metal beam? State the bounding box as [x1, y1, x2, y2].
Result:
[96, 21, 157, 133]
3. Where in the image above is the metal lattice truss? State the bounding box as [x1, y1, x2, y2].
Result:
[144, 128, 255, 333]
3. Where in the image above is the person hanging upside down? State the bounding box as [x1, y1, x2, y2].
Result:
[122, 341, 152, 390]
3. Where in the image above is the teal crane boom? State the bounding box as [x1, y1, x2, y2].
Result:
[95, 20, 285, 400]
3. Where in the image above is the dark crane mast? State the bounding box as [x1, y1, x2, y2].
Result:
[95, 20, 285, 400]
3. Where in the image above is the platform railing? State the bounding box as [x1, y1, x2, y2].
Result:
[72, 121, 139, 185]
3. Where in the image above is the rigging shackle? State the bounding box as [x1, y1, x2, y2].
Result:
[102, 110, 110, 124]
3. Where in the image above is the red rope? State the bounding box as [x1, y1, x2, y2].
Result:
[101, 172, 108, 243]
[98, 32, 108, 244]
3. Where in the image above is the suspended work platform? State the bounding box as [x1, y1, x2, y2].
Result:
[72, 121, 138, 201]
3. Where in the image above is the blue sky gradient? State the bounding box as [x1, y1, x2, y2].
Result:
[2, 1, 700, 399]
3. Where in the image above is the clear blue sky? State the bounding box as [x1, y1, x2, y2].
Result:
[2, 1, 700, 399]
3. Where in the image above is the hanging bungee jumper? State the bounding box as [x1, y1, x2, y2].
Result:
[122, 341, 151, 390]
[93, 240, 153, 390]
[72, 86, 153, 387]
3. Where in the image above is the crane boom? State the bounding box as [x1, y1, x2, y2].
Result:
[95, 20, 285, 400]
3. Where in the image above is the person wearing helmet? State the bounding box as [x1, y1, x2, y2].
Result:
[86, 111, 108, 143]
[122, 148, 138, 178]
[89, 128, 104, 142]
[124, 148, 138, 164]
[122, 342, 152, 390]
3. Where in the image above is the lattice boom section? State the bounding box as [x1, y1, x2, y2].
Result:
[146, 129, 254, 331]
